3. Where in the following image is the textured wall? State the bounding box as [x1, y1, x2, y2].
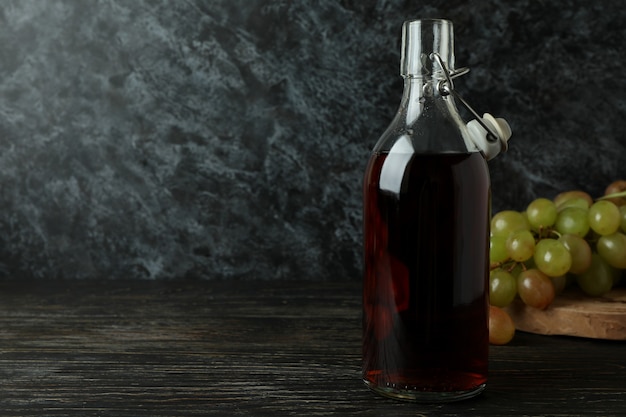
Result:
[0, 0, 624, 280]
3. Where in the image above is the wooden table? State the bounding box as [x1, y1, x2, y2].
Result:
[0, 279, 623, 416]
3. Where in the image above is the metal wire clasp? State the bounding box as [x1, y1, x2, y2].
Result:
[430, 53, 500, 144]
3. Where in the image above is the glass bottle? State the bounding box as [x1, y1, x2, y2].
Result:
[362, 18, 510, 402]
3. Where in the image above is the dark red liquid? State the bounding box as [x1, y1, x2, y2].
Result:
[362, 151, 490, 400]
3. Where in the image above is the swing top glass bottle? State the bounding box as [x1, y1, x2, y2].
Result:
[362, 18, 491, 402]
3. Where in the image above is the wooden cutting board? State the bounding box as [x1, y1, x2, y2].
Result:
[504, 288, 626, 340]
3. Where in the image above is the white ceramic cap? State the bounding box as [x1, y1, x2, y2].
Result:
[466, 113, 512, 160]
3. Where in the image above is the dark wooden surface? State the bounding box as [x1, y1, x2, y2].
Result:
[0, 279, 624, 416]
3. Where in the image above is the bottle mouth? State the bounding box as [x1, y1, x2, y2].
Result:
[401, 19, 455, 77]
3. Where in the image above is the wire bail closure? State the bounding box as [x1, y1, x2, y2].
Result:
[430, 53, 500, 144]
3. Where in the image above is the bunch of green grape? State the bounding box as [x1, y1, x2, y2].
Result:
[488, 181, 626, 345]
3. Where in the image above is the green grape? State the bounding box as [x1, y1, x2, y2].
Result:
[554, 207, 590, 237]
[533, 238, 572, 277]
[619, 205, 626, 233]
[506, 229, 535, 262]
[490, 235, 509, 263]
[596, 232, 626, 269]
[491, 210, 529, 237]
[554, 190, 593, 209]
[489, 268, 517, 307]
[526, 198, 557, 231]
[588, 200, 621, 236]
[556, 197, 591, 211]
[576, 254, 614, 296]
[517, 268, 555, 309]
[558, 234, 592, 274]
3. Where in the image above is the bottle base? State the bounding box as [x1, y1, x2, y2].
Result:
[363, 379, 486, 403]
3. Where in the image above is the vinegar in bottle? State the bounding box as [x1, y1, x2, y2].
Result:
[362, 19, 492, 402]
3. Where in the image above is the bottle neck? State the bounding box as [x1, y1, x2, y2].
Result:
[401, 19, 455, 78]
[400, 76, 453, 126]
[399, 19, 459, 126]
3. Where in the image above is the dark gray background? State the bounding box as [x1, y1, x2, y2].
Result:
[0, 0, 624, 280]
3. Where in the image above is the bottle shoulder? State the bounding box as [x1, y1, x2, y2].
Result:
[372, 81, 481, 154]
[373, 110, 478, 155]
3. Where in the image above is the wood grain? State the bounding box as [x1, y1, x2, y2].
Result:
[505, 288, 626, 340]
[0, 279, 624, 416]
